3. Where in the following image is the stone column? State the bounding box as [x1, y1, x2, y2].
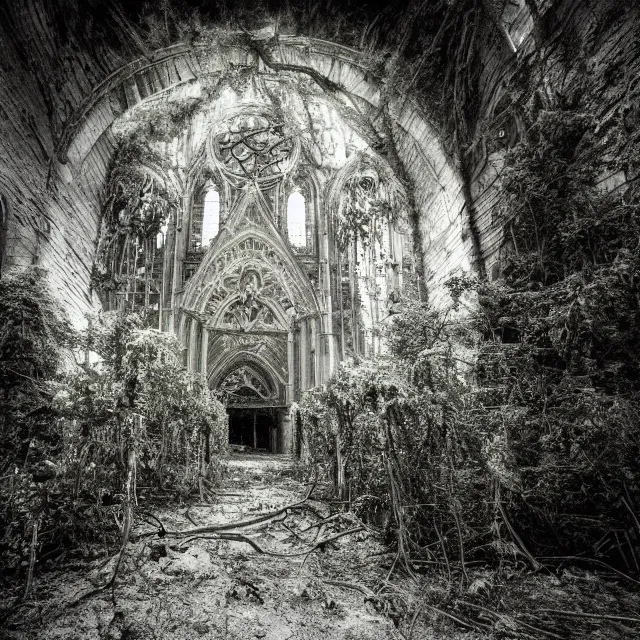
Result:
[170, 194, 190, 332]
[281, 410, 293, 454]
[200, 326, 209, 378]
[187, 320, 198, 371]
[322, 229, 335, 380]
[299, 319, 308, 391]
[286, 330, 294, 402]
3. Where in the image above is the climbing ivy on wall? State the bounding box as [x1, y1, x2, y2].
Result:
[474, 101, 640, 566]
[332, 153, 411, 250]
[0, 274, 228, 593]
[298, 99, 640, 578]
[335, 176, 391, 251]
[93, 140, 177, 310]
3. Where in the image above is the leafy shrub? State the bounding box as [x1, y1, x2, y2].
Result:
[0, 275, 227, 593]
[299, 108, 640, 575]
[474, 107, 640, 567]
[60, 311, 228, 496]
[299, 285, 496, 569]
[0, 268, 82, 585]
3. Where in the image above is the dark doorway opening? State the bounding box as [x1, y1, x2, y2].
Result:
[228, 408, 276, 451]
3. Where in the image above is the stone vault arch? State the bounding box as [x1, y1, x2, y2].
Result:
[55, 32, 468, 308]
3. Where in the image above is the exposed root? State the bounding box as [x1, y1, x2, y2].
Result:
[176, 526, 366, 558]
[322, 579, 376, 598]
[536, 608, 640, 625]
[68, 450, 136, 608]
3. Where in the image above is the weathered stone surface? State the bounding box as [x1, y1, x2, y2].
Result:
[0, 0, 637, 323]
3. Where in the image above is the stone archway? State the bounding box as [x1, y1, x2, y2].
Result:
[177, 179, 320, 453]
[215, 359, 285, 452]
[48, 32, 467, 322]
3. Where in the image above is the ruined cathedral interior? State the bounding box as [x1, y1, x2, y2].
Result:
[1, 2, 434, 454]
[1, 0, 637, 456]
[97, 49, 411, 453]
[1, 0, 638, 450]
[3, 0, 640, 637]
[147, 84, 408, 453]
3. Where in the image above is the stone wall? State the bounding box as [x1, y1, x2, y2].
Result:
[0, 1, 137, 325]
[1, 0, 638, 322]
[462, 0, 640, 284]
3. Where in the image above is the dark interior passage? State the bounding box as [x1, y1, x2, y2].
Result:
[228, 408, 277, 451]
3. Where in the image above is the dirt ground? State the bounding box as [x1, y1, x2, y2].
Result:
[3, 453, 640, 640]
[1, 453, 429, 640]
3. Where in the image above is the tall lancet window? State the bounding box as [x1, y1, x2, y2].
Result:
[201, 188, 220, 247]
[287, 191, 306, 249]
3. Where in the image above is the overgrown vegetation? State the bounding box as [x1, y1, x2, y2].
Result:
[477, 105, 640, 567]
[299, 276, 490, 576]
[0, 270, 227, 603]
[299, 104, 640, 604]
[92, 140, 176, 312]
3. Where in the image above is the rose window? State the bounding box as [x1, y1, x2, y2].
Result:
[209, 113, 300, 188]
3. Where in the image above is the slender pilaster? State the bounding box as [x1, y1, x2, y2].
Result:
[300, 319, 308, 391]
[170, 194, 191, 333]
[201, 327, 209, 379]
[286, 329, 295, 402]
[187, 319, 198, 371]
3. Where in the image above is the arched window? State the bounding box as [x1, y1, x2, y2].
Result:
[201, 188, 220, 247]
[287, 192, 306, 248]
[156, 216, 169, 249]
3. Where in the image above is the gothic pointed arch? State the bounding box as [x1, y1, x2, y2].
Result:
[325, 151, 411, 238]
[210, 352, 285, 406]
[284, 166, 320, 256]
[181, 188, 320, 323]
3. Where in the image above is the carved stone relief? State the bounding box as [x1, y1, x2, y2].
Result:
[204, 235, 314, 323]
[221, 268, 278, 331]
[218, 364, 277, 401]
[208, 333, 288, 381]
[209, 112, 300, 189]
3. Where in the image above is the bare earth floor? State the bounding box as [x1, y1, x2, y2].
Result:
[2, 454, 424, 640]
[4, 453, 640, 639]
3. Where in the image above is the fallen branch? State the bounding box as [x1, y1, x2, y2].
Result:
[422, 602, 491, 631]
[138, 511, 166, 537]
[184, 505, 199, 527]
[537, 608, 640, 625]
[159, 487, 319, 538]
[537, 555, 640, 587]
[322, 579, 376, 598]
[23, 520, 38, 599]
[407, 603, 424, 640]
[282, 521, 304, 542]
[178, 526, 365, 558]
[299, 513, 342, 533]
[498, 501, 542, 571]
[622, 493, 640, 538]
[460, 601, 565, 639]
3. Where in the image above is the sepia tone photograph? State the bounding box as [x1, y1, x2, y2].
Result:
[1, 0, 639, 638]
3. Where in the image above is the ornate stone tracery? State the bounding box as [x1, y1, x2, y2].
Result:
[218, 364, 276, 402]
[190, 195, 319, 324]
[176, 97, 407, 451]
[208, 110, 301, 189]
[204, 253, 302, 327]
[218, 267, 280, 331]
